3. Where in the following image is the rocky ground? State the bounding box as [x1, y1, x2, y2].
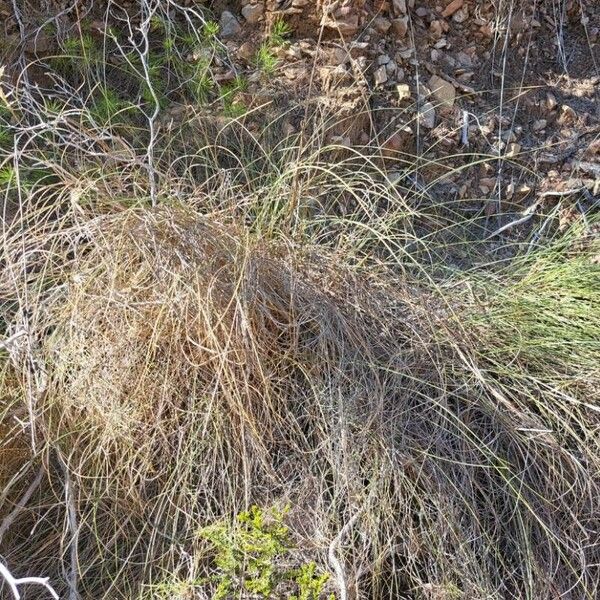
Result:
[1, 0, 599, 237]
[231, 0, 600, 223]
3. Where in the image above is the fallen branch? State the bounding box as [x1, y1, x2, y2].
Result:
[0, 561, 59, 599]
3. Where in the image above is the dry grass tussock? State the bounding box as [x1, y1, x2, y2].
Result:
[0, 200, 599, 599]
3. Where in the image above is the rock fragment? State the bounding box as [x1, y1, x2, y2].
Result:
[392, 16, 409, 38]
[374, 65, 389, 86]
[419, 102, 436, 128]
[396, 83, 411, 101]
[428, 75, 456, 107]
[392, 0, 407, 15]
[242, 3, 264, 24]
[442, 0, 464, 18]
[220, 11, 241, 38]
[374, 17, 392, 34]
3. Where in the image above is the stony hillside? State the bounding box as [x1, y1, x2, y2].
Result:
[2, 0, 598, 215]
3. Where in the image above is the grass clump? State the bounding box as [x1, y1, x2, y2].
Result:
[54, 32, 101, 76]
[269, 18, 293, 46]
[91, 86, 132, 126]
[473, 231, 599, 378]
[202, 20, 220, 44]
[255, 17, 292, 77]
[1, 200, 597, 599]
[186, 59, 214, 105]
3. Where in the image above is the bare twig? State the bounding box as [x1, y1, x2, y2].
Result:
[539, 189, 582, 198]
[328, 510, 362, 600]
[527, 202, 562, 253]
[0, 466, 44, 546]
[461, 110, 469, 147]
[57, 455, 80, 600]
[0, 330, 27, 351]
[485, 201, 540, 239]
[132, 0, 161, 206]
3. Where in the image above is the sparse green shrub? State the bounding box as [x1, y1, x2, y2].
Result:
[145, 575, 205, 600]
[141, 52, 169, 108]
[270, 18, 292, 46]
[202, 20, 220, 44]
[0, 164, 57, 200]
[150, 14, 167, 33]
[43, 98, 65, 115]
[220, 76, 248, 117]
[91, 86, 131, 126]
[162, 34, 176, 55]
[290, 562, 333, 600]
[0, 164, 15, 187]
[60, 33, 101, 74]
[199, 505, 333, 600]
[187, 59, 214, 105]
[254, 18, 291, 77]
[199, 505, 289, 599]
[255, 42, 279, 76]
[0, 123, 11, 148]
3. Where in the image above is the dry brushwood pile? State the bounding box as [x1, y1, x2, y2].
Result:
[0, 1, 599, 600]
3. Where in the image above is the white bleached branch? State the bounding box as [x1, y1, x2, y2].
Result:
[0, 561, 59, 599]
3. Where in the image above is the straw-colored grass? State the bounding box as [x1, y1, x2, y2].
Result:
[1, 198, 598, 599]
